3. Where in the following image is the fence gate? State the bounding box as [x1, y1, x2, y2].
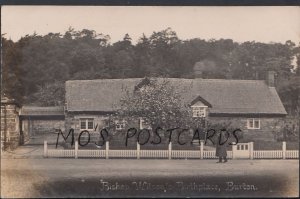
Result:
[233, 143, 251, 159]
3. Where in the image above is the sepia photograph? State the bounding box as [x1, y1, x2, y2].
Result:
[1, 5, 299, 198]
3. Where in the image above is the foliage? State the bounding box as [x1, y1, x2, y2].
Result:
[272, 118, 299, 142]
[205, 121, 244, 144]
[1, 37, 24, 104]
[114, 78, 205, 130]
[277, 76, 300, 117]
[1, 28, 299, 113]
[29, 81, 65, 106]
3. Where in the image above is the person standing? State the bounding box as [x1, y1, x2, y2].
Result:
[216, 130, 228, 163]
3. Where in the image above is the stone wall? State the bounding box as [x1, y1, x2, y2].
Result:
[20, 118, 65, 145]
[64, 112, 286, 149]
[1, 104, 20, 150]
[65, 113, 109, 135]
[64, 113, 111, 148]
[208, 116, 285, 142]
[65, 113, 149, 149]
[22, 119, 65, 136]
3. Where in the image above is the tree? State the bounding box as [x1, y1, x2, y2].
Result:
[1, 37, 24, 104]
[114, 78, 205, 130]
[29, 81, 65, 106]
[278, 75, 300, 116]
[2, 28, 299, 113]
[132, 34, 152, 77]
[104, 33, 135, 78]
[294, 42, 300, 75]
[148, 28, 182, 77]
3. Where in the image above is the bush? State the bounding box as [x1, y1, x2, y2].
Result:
[253, 140, 299, 150]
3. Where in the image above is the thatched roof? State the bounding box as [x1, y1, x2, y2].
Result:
[65, 78, 287, 116]
[20, 106, 64, 116]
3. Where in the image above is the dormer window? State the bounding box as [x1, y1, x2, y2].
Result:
[192, 106, 207, 117]
[190, 96, 211, 118]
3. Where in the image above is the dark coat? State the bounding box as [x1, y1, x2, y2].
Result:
[216, 133, 228, 157]
[216, 143, 227, 157]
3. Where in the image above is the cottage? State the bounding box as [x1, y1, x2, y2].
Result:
[65, 71, 287, 145]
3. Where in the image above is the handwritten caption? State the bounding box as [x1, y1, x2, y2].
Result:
[98, 179, 258, 192]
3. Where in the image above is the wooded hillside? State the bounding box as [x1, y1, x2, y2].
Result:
[2, 28, 300, 116]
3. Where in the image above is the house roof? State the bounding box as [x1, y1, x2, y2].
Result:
[65, 78, 287, 116]
[20, 106, 65, 116]
[190, 96, 212, 108]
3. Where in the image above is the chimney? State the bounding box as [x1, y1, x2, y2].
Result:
[266, 71, 276, 87]
[194, 70, 203, 78]
[193, 64, 203, 78]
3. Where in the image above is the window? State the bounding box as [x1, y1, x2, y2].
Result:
[80, 118, 94, 130]
[247, 118, 260, 129]
[115, 120, 126, 130]
[139, 118, 152, 130]
[192, 106, 207, 117]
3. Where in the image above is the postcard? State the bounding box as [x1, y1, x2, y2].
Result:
[1, 5, 299, 198]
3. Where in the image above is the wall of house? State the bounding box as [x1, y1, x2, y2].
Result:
[65, 113, 173, 149]
[65, 113, 109, 134]
[65, 112, 286, 149]
[22, 119, 65, 137]
[65, 113, 111, 147]
[65, 113, 204, 149]
[208, 116, 285, 142]
[1, 104, 20, 150]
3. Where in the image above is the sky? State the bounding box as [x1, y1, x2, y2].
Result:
[1, 6, 300, 44]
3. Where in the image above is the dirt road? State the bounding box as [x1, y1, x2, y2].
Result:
[1, 149, 299, 198]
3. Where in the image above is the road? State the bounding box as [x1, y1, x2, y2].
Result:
[1, 145, 299, 198]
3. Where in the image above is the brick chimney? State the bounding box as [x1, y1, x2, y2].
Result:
[193, 64, 203, 78]
[194, 70, 203, 78]
[266, 71, 276, 87]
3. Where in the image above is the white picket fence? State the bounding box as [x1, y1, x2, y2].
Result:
[286, 150, 299, 159]
[44, 141, 298, 159]
[254, 150, 283, 159]
[48, 149, 75, 158]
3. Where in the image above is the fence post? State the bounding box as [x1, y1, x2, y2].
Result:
[44, 140, 48, 158]
[282, 141, 286, 159]
[106, 141, 109, 159]
[75, 141, 78, 159]
[250, 142, 254, 160]
[168, 142, 172, 160]
[232, 144, 236, 159]
[200, 140, 204, 159]
[137, 142, 140, 159]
